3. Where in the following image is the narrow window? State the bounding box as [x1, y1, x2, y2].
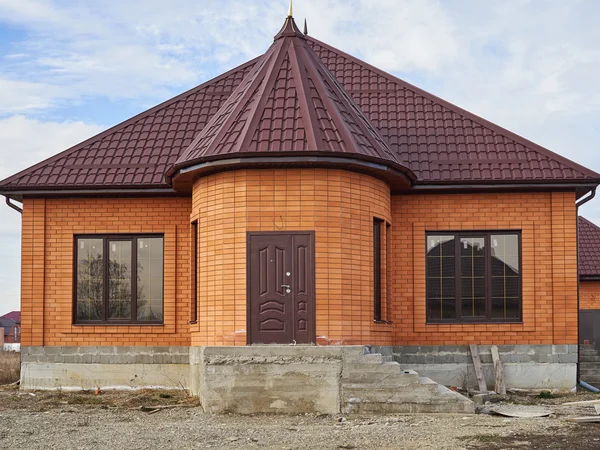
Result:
[75, 235, 164, 324]
[386, 222, 391, 321]
[190, 221, 198, 324]
[374, 218, 384, 321]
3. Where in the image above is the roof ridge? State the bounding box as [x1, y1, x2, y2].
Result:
[0, 57, 261, 188]
[306, 36, 600, 182]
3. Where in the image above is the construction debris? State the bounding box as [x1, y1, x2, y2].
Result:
[491, 406, 552, 418]
[561, 399, 600, 406]
[469, 344, 488, 394]
[490, 346, 506, 395]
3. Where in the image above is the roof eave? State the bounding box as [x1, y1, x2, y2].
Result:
[1, 186, 182, 202]
[168, 154, 416, 193]
[409, 180, 600, 199]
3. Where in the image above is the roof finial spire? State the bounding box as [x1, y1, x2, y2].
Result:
[288, 0, 293, 18]
[304, 18, 308, 35]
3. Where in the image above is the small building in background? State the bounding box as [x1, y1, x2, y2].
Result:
[0, 316, 20, 344]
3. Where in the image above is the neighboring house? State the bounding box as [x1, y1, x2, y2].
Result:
[579, 216, 600, 345]
[1, 12, 599, 407]
[0, 318, 20, 344]
[1, 311, 21, 323]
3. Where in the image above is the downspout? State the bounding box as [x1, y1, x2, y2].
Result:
[575, 187, 597, 385]
[4, 196, 23, 214]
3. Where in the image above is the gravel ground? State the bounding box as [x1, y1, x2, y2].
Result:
[1, 388, 600, 449]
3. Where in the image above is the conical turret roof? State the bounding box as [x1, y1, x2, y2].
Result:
[168, 15, 415, 189]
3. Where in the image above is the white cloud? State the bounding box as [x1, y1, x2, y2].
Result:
[0, 115, 105, 314]
[0, 115, 105, 182]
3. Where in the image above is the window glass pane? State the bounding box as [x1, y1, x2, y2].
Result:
[137, 238, 164, 321]
[108, 240, 132, 320]
[491, 234, 520, 319]
[427, 235, 455, 320]
[76, 238, 103, 321]
[460, 237, 486, 318]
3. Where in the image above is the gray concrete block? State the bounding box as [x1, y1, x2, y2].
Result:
[558, 354, 578, 363]
[553, 345, 568, 355]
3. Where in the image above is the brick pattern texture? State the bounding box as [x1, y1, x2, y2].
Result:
[391, 191, 578, 345]
[20, 198, 192, 347]
[190, 169, 393, 346]
[581, 281, 600, 310]
[19, 180, 579, 347]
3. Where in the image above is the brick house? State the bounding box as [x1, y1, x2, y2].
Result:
[0, 318, 20, 344]
[1, 12, 599, 411]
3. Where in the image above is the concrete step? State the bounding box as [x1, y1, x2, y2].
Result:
[580, 350, 600, 357]
[579, 356, 600, 362]
[342, 373, 420, 388]
[355, 353, 386, 364]
[343, 362, 406, 375]
[343, 384, 438, 404]
[579, 368, 600, 376]
[344, 400, 476, 414]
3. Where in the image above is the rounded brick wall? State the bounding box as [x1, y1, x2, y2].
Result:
[190, 168, 393, 346]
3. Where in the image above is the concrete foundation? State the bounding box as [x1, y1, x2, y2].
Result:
[20, 346, 189, 391]
[191, 346, 346, 414]
[21, 344, 575, 413]
[372, 345, 578, 391]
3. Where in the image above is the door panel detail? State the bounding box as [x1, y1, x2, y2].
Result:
[248, 232, 315, 345]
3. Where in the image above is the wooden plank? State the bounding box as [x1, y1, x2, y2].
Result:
[568, 416, 600, 423]
[469, 344, 488, 393]
[490, 345, 506, 395]
[562, 399, 600, 406]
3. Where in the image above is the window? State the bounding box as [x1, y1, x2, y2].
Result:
[374, 219, 383, 321]
[75, 235, 164, 324]
[374, 218, 391, 323]
[426, 232, 521, 323]
[190, 221, 198, 324]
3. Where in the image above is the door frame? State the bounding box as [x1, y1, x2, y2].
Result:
[246, 231, 316, 345]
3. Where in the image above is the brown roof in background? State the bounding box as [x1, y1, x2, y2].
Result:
[170, 17, 412, 182]
[579, 216, 600, 278]
[1, 16, 599, 195]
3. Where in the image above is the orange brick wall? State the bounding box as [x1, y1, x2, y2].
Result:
[20, 197, 192, 347]
[190, 168, 393, 346]
[18, 184, 579, 348]
[581, 281, 600, 310]
[391, 191, 578, 345]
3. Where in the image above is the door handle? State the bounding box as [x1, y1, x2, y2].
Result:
[282, 284, 291, 294]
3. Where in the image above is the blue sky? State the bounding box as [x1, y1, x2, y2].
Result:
[1, 0, 600, 315]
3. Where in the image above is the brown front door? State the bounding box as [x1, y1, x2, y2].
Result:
[247, 232, 315, 345]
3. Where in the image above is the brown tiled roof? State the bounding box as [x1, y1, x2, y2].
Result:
[579, 216, 600, 277]
[1, 17, 599, 195]
[0, 59, 259, 192]
[170, 17, 411, 182]
[307, 38, 600, 185]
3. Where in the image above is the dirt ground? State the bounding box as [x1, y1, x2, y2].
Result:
[1, 387, 600, 449]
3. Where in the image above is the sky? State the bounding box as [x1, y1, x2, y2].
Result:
[1, 0, 600, 315]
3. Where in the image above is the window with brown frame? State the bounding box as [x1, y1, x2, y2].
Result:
[190, 221, 198, 324]
[426, 231, 521, 323]
[374, 218, 384, 322]
[74, 235, 164, 324]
